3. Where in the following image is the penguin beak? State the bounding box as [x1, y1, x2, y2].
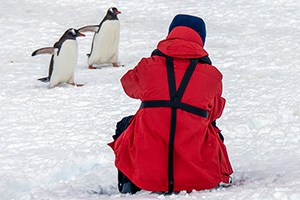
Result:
[116, 11, 121, 14]
[79, 33, 85, 37]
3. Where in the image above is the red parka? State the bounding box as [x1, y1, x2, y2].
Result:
[109, 26, 233, 192]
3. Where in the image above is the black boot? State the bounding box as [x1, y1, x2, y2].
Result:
[118, 170, 141, 194]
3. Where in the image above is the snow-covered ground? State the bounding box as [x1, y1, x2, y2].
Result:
[1, 0, 300, 199]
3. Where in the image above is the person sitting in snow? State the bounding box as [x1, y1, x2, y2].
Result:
[108, 14, 233, 194]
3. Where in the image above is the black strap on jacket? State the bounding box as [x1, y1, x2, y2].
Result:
[139, 50, 209, 193]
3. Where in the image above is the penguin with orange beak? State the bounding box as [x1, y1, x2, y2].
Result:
[32, 28, 85, 88]
[79, 7, 121, 69]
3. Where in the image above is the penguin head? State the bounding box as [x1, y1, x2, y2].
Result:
[103, 7, 121, 21]
[55, 28, 85, 48]
[69, 28, 85, 38]
[64, 28, 85, 40]
[109, 7, 121, 15]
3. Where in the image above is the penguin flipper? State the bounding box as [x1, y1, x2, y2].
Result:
[78, 25, 99, 33]
[32, 47, 56, 56]
[38, 77, 50, 82]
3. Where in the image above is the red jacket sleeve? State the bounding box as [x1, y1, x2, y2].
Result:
[120, 63, 141, 99]
[210, 80, 226, 122]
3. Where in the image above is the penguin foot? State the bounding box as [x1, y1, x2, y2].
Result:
[68, 82, 84, 87]
[88, 65, 98, 69]
[112, 63, 124, 67]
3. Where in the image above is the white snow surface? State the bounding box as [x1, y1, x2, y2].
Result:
[0, 0, 300, 199]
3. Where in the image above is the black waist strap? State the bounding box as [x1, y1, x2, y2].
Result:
[140, 100, 208, 118]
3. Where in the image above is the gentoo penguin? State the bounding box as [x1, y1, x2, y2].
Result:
[32, 28, 85, 88]
[79, 7, 121, 69]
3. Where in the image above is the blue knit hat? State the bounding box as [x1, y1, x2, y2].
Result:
[168, 14, 206, 45]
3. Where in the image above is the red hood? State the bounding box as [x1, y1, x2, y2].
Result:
[157, 26, 208, 59]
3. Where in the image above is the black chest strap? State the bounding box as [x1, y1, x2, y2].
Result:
[139, 56, 209, 119]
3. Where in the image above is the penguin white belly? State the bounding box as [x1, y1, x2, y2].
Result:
[88, 20, 120, 65]
[50, 40, 78, 88]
